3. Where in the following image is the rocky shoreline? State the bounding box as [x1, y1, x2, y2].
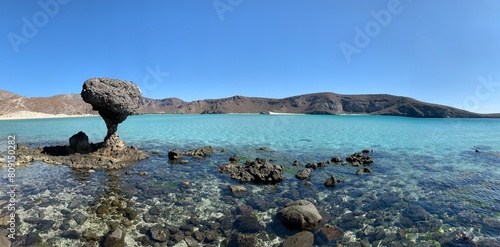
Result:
[2, 78, 498, 246]
[4, 144, 499, 247]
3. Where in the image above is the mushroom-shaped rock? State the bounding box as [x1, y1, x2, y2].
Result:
[81, 78, 141, 148]
[277, 200, 322, 231]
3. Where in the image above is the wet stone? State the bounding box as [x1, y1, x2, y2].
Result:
[36, 219, 55, 231]
[315, 224, 344, 245]
[68, 199, 81, 209]
[282, 231, 314, 247]
[125, 209, 140, 220]
[73, 211, 88, 225]
[171, 232, 185, 242]
[61, 230, 80, 239]
[24, 232, 42, 245]
[149, 225, 170, 242]
[184, 236, 198, 247]
[230, 232, 257, 247]
[204, 230, 218, 243]
[59, 222, 70, 231]
[104, 228, 125, 247]
[180, 224, 195, 233]
[143, 213, 156, 223]
[83, 230, 99, 242]
[148, 207, 161, 215]
[193, 231, 205, 242]
[208, 222, 220, 230]
[96, 205, 109, 215]
[23, 217, 40, 225]
[60, 209, 71, 216]
[166, 225, 180, 234]
[233, 215, 263, 233]
[135, 236, 151, 246]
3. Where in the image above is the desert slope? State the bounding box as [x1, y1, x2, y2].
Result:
[1, 90, 499, 118]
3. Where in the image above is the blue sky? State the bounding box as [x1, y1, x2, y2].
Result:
[1, 0, 500, 113]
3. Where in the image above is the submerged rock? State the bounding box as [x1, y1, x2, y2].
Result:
[24, 232, 42, 245]
[149, 225, 170, 242]
[168, 149, 183, 160]
[104, 228, 125, 247]
[315, 224, 344, 245]
[60, 230, 80, 240]
[282, 231, 314, 247]
[324, 175, 339, 187]
[183, 146, 214, 157]
[277, 200, 322, 231]
[218, 158, 284, 183]
[229, 154, 240, 163]
[233, 215, 263, 233]
[229, 185, 247, 194]
[296, 168, 313, 180]
[346, 153, 374, 166]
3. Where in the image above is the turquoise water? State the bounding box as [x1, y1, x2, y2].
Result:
[1, 114, 499, 246]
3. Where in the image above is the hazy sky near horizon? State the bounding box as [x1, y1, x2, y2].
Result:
[1, 0, 500, 113]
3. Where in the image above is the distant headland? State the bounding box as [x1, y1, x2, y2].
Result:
[1, 89, 499, 118]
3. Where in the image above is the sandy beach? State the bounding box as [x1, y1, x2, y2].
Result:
[0, 111, 96, 120]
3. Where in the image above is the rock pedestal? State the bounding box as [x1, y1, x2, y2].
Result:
[81, 77, 141, 148]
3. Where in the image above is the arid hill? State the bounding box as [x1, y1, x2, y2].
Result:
[1, 89, 499, 118]
[0, 90, 94, 115]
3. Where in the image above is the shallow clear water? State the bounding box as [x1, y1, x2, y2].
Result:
[1, 115, 499, 246]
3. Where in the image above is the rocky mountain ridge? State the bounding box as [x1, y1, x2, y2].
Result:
[1, 89, 499, 118]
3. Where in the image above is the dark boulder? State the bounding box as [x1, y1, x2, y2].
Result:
[229, 154, 240, 163]
[183, 146, 213, 157]
[277, 200, 322, 231]
[218, 158, 284, 183]
[69, 131, 91, 154]
[233, 215, 263, 233]
[346, 153, 374, 166]
[324, 175, 339, 187]
[295, 168, 313, 180]
[315, 224, 344, 245]
[229, 232, 257, 247]
[103, 228, 125, 247]
[24, 232, 42, 245]
[60, 230, 81, 240]
[305, 163, 318, 169]
[168, 149, 183, 160]
[148, 225, 170, 242]
[331, 157, 342, 163]
[282, 231, 314, 247]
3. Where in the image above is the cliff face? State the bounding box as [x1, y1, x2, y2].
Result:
[1, 90, 499, 118]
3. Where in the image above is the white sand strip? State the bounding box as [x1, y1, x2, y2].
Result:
[0, 111, 96, 120]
